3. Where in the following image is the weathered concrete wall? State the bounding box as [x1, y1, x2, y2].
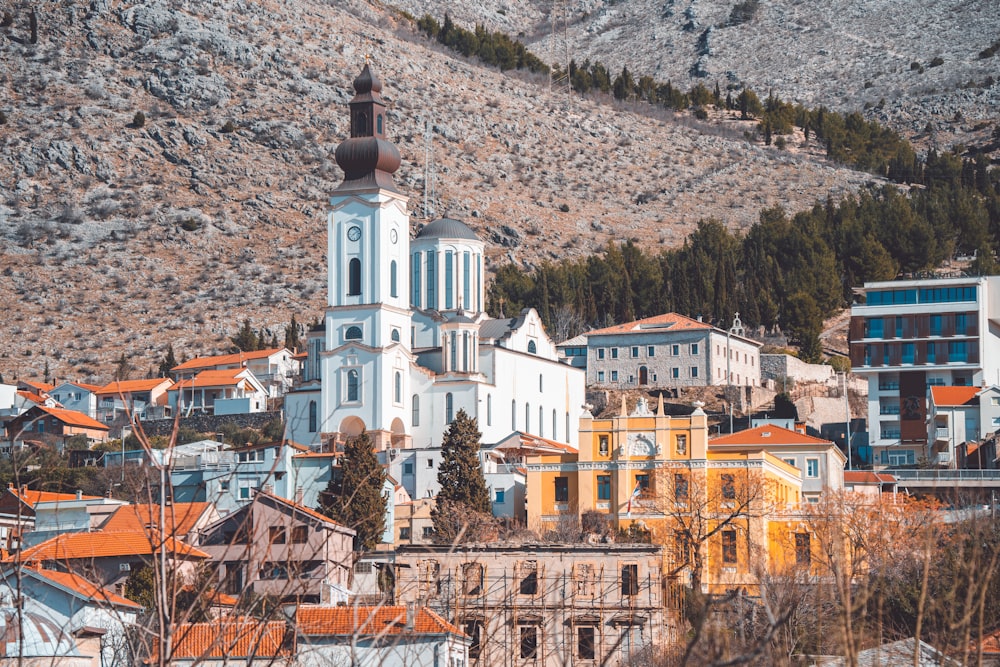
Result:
[761, 354, 835, 384]
[140, 411, 283, 438]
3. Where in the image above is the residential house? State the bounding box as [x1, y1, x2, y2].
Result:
[296, 604, 471, 667]
[171, 347, 300, 399]
[927, 385, 1000, 467]
[167, 368, 269, 416]
[0, 565, 142, 667]
[395, 543, 674, 666]
[576, 312, 762, 389]
[95, 378, 172, 423]
[0, 486, 113, 552]
[48, 381, 103, 419]
[843, 471, 898, 497]
[4, 405, 110, 447]
[849, 275, 1000, 466]
[0, 382, 20, 419]
[195, 491, 355, 604]
[153, 618, 292, 667]
[24, 491, 126, 547]
[99, 502, 219, 545]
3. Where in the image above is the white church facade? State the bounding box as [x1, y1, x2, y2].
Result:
[285, 65, 585, 504]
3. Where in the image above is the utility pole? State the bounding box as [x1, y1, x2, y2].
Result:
[843, 371, 852, 470]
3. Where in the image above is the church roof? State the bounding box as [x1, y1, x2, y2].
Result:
[415, 217, 479, 241]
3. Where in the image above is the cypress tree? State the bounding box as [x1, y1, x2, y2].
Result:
[318, 430, 386, 552]
[434, 409, 490, 515]
[158, 345, 177, 377]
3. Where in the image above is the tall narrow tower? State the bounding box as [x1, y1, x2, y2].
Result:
[321, 64, 413, 451]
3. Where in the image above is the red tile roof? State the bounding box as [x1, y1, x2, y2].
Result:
[16, 390, 48, 405]
[101, 502, 212, 537]
[711, 424, 832, 447]
[296, 605, 466, 637]
[844, 471, 897, 484]
[171, 348, 287, 372]
[930, 385, 981, 407]
[20, 380, 55, 393]
[30, 568, 142, 609]
[586, 312, 713, 337]
[36, 406, 110, 431]
[9, 487, 103, 506]
[497, 433, 578, 456]
[10, 530, 209, 563]
[97, 378, 171, 395]
[165, 619, 290, 660]
[168, 368, 250, 391]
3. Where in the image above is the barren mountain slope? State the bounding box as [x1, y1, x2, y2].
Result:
[1, 0, 881, 381]
[390, 0, 1000, 150]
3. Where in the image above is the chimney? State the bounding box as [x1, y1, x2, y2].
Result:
[75, 490, 82, 500]
[405, 602, 416, 632]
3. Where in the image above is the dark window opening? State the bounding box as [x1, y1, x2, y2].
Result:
[348, 258, 361, 296]
[722, 530, 737, 564]
[555, 477, 569, 502]
[520, 626, 538, 659]
[621, 564, 639, 596]
[578, 626, 596, 660]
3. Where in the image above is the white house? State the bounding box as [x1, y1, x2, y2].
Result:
[171, 347, 300, 398]
[927, 385, 1000, 468]
[167, 368, 269, 416]
[48, 381, 102, 418]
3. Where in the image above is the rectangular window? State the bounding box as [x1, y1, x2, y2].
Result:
[597, 371, 605, 383]
[722, 530, 738, 564]
[635, 474, 649, 493]
[578, 626, 596, 660]
[599, 435, 609, 456]
[291, 525, 308, 543]
[621, 563, 639, 596]
[445, 250, 454, 309]
[902, 342, 914, 364]
[597, 475, 611, 500]
[795, 533, 811, 565]
[423, 526, 435, 538]
[721, 473, 736, 499]
[462, 563, 484, 595]
[412, 254, 421, 307]
[674, 530, 690, 565]
[238, 481, 257, 499]
[647, 346, 655, 357]
[463, 251, 471, 309]
[399, 526, 411, 540]
[611, 371, 619, 382]
[671, 344, 680, 356]
[465, 621, 483, 660]
[403, 462, 414, 475]
[269, 526, 286, 544]
[955, 313, 967, 335]
[426, 251, 436, 309]
[929, 314, 942, 336]
[783, 457, 796, 468]
[675, 434, 687, 455]
[495, 489, 505, 504]
[691, 366, 699, 378]
[631, 346, 639, 358]
[520, 626, 538, 659]
[598, 348, 605, 360]
[611, 348, 619, 359]
[555, 477, 569, 502]
[691, 343, 699, 355]
[674, 474, 689, 502]
[426, 458, 434, 468]
[806, 458, 819, 478]
[519, 561, 538, 595]
[949, 340, 967, 362]
[671, 368, 679, 379]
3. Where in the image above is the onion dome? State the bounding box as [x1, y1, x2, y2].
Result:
[334, 64, 401, 193]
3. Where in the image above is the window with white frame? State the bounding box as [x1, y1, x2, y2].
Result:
[806, 458, 819, 478]
[691, 343, 699, 354]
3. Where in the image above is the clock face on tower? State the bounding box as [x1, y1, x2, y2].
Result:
[347, 226, 362, 241]
[390, 229, 398, 244]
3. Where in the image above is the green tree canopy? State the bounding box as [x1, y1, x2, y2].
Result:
[317, 430, 387, 552]
[432, 410, 495, 543]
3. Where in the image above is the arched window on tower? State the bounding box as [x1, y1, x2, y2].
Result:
[390, 260, 398, 298]
[376, 114, 383, 135]
[394, 371, 402, 404]
[552, 409, 557, 441]
[345, 326, 363, 341]
[446, 393, 454, 424]
[525, 403, 531, 434]
[487, 394, 492, 426]
[412, 254, 422, 308]
[412, 395, 420, 427]
[308, 400, 317, 433]
[348, 258, 361, 296]
[539, 406, 544, 437]
[391, 329, 401, 342]
[347, 370, 359, 402]
[512, 400, 517, 431]
[528, 340, 537, 354]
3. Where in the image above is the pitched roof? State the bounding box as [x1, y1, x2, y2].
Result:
[171, 348, 287, 372]
[101, 502, 212, 537]
[710, 424, 833, 447]
[930, 385, 981, 407]
[844, 471, 897, 484]
[35, 406, 109, 431]
[20, 380, 55, 393]
[254, 491, 353, 532]
[29, 568, 142, 609]
[11, 487, 102, 506]
[296, 605, 466, 637]
[55, 381, 104, 393]
[16, 390, 48, 405]
[166, 619, 290, 660]
[586, 312, 713, 337]
[10, 530, 209, 563]
[167, 368, 251, 390]
[97, 378, 171, 395]
[493, 432, 578, 456]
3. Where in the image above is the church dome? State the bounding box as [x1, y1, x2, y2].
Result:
[415, 218, 479, 241]
[446, 312, 476, 325]
[0, 604, 81, 658]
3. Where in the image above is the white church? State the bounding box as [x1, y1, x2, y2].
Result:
[285, 64, 585, 505]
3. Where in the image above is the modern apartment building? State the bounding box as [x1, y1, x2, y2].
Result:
[849, 275, 1000, 466]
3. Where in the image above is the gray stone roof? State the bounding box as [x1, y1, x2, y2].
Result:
[415, 217, 479, 241]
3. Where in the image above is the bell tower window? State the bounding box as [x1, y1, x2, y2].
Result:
[348, 258, 361, 296]
[377, 114, 383, 135]
[390, 260, 398, 298]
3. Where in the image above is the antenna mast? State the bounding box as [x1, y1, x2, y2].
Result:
[548, 0, 571, 95]
[423, 117, 433, 219]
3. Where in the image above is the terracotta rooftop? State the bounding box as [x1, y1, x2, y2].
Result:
[20, 380, 55, 393]
[171, 348, 287, 372]
[711, 424, 833, 447]
[30, 568, 142, 609]
[167, 368, 251, 391]
[10, 530, 210, 563]
[8, 486, 102, 506]
[101, 502, 212, 537]
[97, 378, 171, 395]
[844, 471, 897, 484]
[586, 312, 713, 337]
[36, 405, 110, 431]
[296, 605, 466, 637]
[165, 619, 290, 660]
[495, 432, 578, 456]
[16, 390, 48, 404]
[930, 385, 981, 407]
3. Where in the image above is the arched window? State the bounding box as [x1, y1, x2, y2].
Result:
[376, 114, 383, 134]
[512, 400, 517, 430]
[426, 251, 437, 309]
[449, 332, 457, 371]
[445, 251, 454, 309]
[345, 326, 363, 341]
[347, 369, 359, 402]
[539, 406, 544, 437]
[462, 332, 470, 370]
[446, 393, 454, 424]
[487, 394, 492, 426]
[348, 258, 361, 296]
[412, 254, 422, 307]
[525, 403, 531, 434]
[391, 329, 401, 342]
[412, 395, 420, 427]
[528, 340, 537, 354]
[552, 409, 557, 441]
[390, 260, 398, 298]
[539, 374, 543, 392]
[394, 372, 402, 404]
[308, 400, 317, 433]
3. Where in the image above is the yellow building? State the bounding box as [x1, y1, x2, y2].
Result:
[526, 396, 831, 594]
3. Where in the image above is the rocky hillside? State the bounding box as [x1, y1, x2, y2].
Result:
[0, 0, 993, 382]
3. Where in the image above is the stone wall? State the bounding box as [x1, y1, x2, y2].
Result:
[761, 354, 835, 385]
[140, 411, 283, 438]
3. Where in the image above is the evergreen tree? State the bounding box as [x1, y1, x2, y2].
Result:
[114, 352, 133, 381]
[231, 318, 259, 352]
[318, 431, 386, 552]
[158, 345, 178, 378]
[284, 314, 301, 351]
[435, 410, 490, 513]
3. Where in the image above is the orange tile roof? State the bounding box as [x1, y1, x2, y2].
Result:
[101, 502, 212, 537]
[586, 312, 714, 337]
[20, 380, 55, 393]
[975, 628, 1000, 655]
[930, 385, 981, 407]
[167, 368, 249, 391]
[12, 487, 103, 506]
[36, 406, 109, 431]
[10, 530, 209, 563]
[844, 471, 897, 484]
[166, 619, 290, 660]
[16, 390, 48, 404]
[97, 378, 171, 395]
[292, 452, 338, 459]
[171, 348, 287, 372]
[30, 568, 142, 609]
[296, 605, 466, 637]
[711, 425, 832, 447]
[498, 433, 578, 456]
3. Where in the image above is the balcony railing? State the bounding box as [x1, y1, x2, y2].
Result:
[886, 469, 1000, 481]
